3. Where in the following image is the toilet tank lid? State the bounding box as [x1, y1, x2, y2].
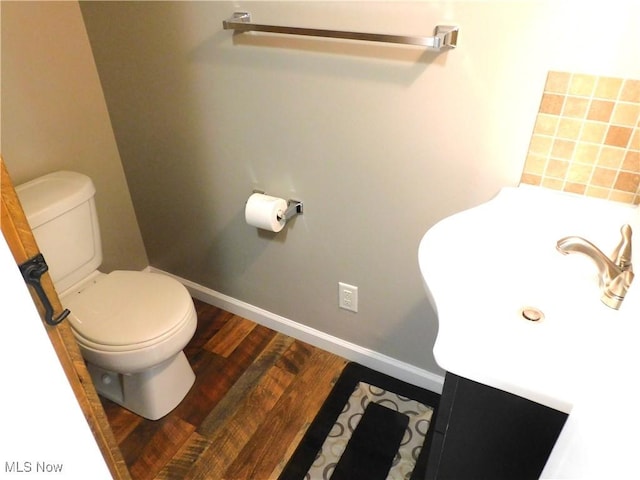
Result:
[16, 171, 96, 228]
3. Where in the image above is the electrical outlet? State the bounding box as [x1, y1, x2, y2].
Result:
[338, 282, 358, 313]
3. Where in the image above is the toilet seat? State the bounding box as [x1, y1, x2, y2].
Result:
[65, 270, 197, 373]
[67, 270, 193, 347]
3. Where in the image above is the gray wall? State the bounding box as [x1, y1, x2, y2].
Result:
[1, 1, 148, 273]
[3, 1, 639, 379]
[79, 1, 640, 376]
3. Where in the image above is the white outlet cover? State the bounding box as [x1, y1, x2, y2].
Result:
[338, 282, 358, 313]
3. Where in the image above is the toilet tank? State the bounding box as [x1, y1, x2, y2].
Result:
[16, 171, 102, 293]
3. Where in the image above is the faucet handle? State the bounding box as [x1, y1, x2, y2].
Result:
[611, 224, 632, 270]
[602, 269, 634, 309]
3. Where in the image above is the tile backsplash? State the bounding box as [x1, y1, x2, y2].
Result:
[521, 71, 640, 204]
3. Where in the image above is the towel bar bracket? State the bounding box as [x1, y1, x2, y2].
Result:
[223, 12, 458, 50]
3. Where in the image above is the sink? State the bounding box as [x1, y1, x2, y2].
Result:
[418, 185, 640, 412]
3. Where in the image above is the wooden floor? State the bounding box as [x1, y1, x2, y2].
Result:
[101, 299, 348, 480]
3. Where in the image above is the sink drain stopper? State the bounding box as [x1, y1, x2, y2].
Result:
[520, 307, 544, 322]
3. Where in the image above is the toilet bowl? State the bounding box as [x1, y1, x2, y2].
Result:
[62, 270, 197, 420]
[17, 171, 197, 420]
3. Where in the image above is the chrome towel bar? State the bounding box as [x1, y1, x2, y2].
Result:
[223, 12, 458, 51]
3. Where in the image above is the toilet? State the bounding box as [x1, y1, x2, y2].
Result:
[17, 171, 197, 420]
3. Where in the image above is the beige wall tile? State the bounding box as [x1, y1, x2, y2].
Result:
[630, 128, 639, 149]
[520, 173, 541, 186]
[611, 103, 640, 126]
[610, 190, 635, 203]
[598, 146, 625, 169]
[574, 142, 600, 164]
[557, 118, 583, 139]
[546, 71, 570, 93]
[533, 114, 558, 135]
[563, 97, 589, 118]
[523, 72, 640, 204]
[605, 126, 632, 147]
[567, 163, 593, 183]
[620, 79, 640, 103]
[529, 135, 553, 155]
[523, 154, 547, 175]
[564, 182, 586, 195]
[585, 185, 610, 199]
[587, 100, 615, 122]
[569, 74, 596, 96]
[541, 177, 564, 190]
[591, 167, 617, 187]
[540, 93, 564, 115]
[551, 139, 575, 159]
[547, 159, 569, 178]
[622, 150, 640, 173]
[595, 76, 624, 99]
[580, 122, 607, 143]
[615, 171, 640, 192]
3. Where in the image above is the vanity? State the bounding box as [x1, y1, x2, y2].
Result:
[419, 185, 640, 479]
[426, 373, 567, 479]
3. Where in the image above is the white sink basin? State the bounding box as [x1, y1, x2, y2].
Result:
[419, 185, 640, 412]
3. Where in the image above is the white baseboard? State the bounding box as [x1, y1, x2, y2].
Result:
[149, 267, 444, 394]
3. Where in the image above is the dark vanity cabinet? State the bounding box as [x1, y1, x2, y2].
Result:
[425, 373, 568, 480]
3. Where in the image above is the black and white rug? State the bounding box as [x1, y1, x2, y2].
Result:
[279, 362, 440, 480]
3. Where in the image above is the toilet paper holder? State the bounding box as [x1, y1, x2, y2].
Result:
[280, 199, 304, 221]
[253, 190, 303, 222]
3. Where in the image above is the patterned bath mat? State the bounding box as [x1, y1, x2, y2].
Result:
[279, 362, 440, 480]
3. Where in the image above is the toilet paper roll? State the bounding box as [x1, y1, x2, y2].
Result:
[245, 193, 288, 232]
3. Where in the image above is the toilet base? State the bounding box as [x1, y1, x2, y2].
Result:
[87, 351, 195, 420]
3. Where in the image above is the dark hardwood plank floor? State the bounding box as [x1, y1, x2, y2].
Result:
[100, 299, 348, 480]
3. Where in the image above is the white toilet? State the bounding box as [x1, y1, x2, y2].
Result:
[17, 171, 197, 420]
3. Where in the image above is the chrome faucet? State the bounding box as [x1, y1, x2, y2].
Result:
[556, 225, 634, 310]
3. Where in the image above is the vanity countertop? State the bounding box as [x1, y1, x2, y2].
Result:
[418, 185, 640, 478]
